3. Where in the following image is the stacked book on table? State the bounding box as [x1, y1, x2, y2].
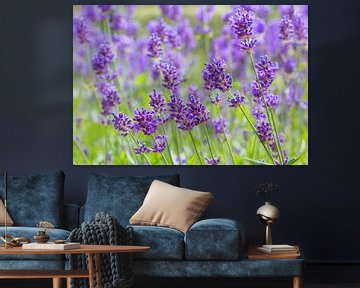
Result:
[248, 244, 300, 259]
[22, 242, 80, 250]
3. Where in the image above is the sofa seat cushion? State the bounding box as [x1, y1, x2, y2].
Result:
[130, 225, 184, 260]
[0, 227, 70, 261]
[84, 174, 180, 226]
[185, 218, 245, 260]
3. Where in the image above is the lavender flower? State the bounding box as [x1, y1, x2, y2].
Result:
[112, 112, 132, 136]
[159, 61, 180, 93]
[177, 19, 196, 51]
[202, 58, 232, 92]
[168, 95, 186, 123]
[97, 82, 120, 115]
[134, 142, 151, 154]
[196, 5, 216, 34]
[91, 42, 115, 75]
[151, 63, 161, 80]
[205, 156, 220, 165]
[152, 135, 167, 153]
[228, 8, 254, 39]
[239, 38, 257, 51]
[293, 15, 307, 40]
[177, 95, 209, 130]
[212, 119, 227, 135]
[265, 92, 280, 108]
[166, 28, 182, 49]
[252, 106, 267, 121]
[132, 108, 158, 135]
[255, 55, 279, 91]
[210, 93, 222, 104]
[73, 17, 89, 44]
[256, 120, 274, 144]
[160, 5, 183, 21]
[149, 89, 166, 112]
[148, 19, 168, 41]
[228, 92, 245, 108]
[147, 33, 163, 58]
[279, 16, 294, 40]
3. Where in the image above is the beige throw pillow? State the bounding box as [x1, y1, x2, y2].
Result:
[130, 180, 213, 233]
[0, 199, 14, 226]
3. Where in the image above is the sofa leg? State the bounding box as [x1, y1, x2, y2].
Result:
[293, 276, 302, 288]
[53, 278, 62, 288]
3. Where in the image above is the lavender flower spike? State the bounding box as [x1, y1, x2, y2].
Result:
[205, 156, 220, 165]
[149, 89, 166, 113]
[112, 112, 132, 136]
[228, 7, 254, 39]
[73, 16, 89, 44]
[91, 42, 115, 75]
[134, 142, 151, 154]
[228, 92, 245, 108]
[147, 33, 163, 58]
[160, 61, 180, 93]
[132, 108, 158, 135]
[202, 58, 232, 92]
[152, 135, 167, 153]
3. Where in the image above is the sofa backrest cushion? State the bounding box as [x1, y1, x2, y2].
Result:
[84, 174, 180, 225]
[0, 170, 64, 227]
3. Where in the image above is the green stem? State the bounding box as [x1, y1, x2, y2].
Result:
[189, 130, 204, 165]
[152, 135, 169, 165]
[161, 121, 174, 165]
[215, 104, 236, 164]
[73, 139, 90, 164]
[202, 124, 215, 160]
[129, 133, 151, 165]
[172, 122, 182, 165]
[247, 51, 285, 164]
[227, 91, 275, 164]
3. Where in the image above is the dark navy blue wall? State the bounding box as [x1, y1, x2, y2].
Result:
[0, 0, 359, 263]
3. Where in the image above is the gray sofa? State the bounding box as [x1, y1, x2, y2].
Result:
[1, 171, 303, 286]
[81, 173, 304, 282]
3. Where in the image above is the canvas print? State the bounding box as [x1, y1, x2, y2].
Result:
[73, 5, 308, 165]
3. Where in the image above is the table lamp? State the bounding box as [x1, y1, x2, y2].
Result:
[256, 201, 280, 245]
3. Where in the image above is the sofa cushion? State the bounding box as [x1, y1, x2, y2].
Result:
[0, 227, 70, 261]
[130, 225, 184, 260]
[84, 174, 180, 225]
[185, 218, 245, 260]
[130, 180, 213, 233]
[0, 199, 14, 226]
[0, 171, 64, 227]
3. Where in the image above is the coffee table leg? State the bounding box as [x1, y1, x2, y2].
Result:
[66, 277, 72, 288]
[95, 253, 102, 288]
[293, 276, 302, 288]
[88, 253, 95, 288]
[52, 278, 62, 288]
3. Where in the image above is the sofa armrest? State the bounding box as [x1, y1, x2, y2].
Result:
[63, 204, 80, 231]
[184, 218, 245, 260]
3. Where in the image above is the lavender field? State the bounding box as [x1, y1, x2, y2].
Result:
[73, 5, 308, 165]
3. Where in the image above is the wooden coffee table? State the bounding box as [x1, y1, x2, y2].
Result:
[0, 244, 150, 288]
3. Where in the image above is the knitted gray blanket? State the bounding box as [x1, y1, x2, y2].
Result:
[68, 212, 134, 288]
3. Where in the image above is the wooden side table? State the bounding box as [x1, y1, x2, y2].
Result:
[247, 245, 303, 288]
[0, 244, 150, 288]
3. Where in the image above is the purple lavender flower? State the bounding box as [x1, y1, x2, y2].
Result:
[188, 84, 202, 101]
[266, 20, 281, 55]
[228, 92, 245, 108]
[228, 8, 254, 39]
[177, 19, 196, 51]
[255, 55, 279, 91]
[149, 89, 166, 112]
[159, 61, 180, 93]
[265, 92, 280, 108]
[134, 142, 151, 154]
[147, 33, 163, 58]
[73, 17, 89, 44]
[252, 106, 267, 121]
[168, 95, 186, 123]
[82, 5, 100, 22]
[256, 120, 274, 144]
[284, 57, 296, 73]
[166, 28, 182, 49]
[152, 135, 167, 153]
[210, 93, 222, 104]
[212, 119, 227, 135]
[151, 63, 161, 80]
[112, 112, 132, 136]
[160, 5, 183, 21]
[185, 95, 210, 126]
[91, 42, 115, 75]
[97, 82, 120, 115]
[132, 108, 158, 135]
[293, 15, 307, 40]
[110, 13, 125, 31]
[205, 156, 220, 165]
[279, 16, 294, 40]
[202, 58, 233, 92]
[254, 18, 265, 34]
[239, 38, 257, 51]
[148, 19, 168, 41]
[98, 5, 112, 12]
[195, 5, 216, 34]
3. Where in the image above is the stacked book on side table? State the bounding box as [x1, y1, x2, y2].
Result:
[22, 242, 80, 250]
[248, 244, 300, 259]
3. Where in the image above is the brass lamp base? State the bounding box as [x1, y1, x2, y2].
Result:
[265, 223, 272, 245]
